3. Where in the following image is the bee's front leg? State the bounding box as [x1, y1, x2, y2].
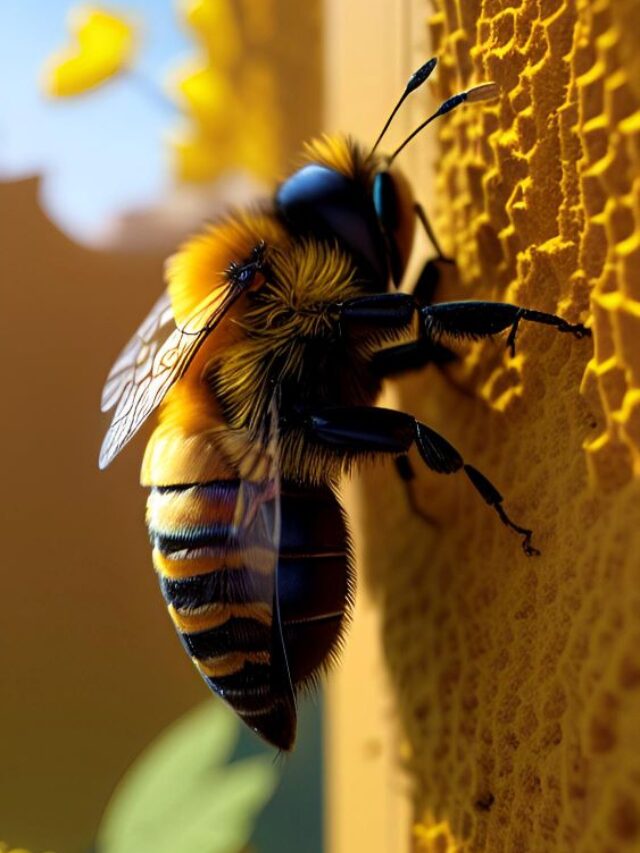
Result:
[336, 292, 416, 331]
[303, 405, 539, 556]
[420, 301, 591, 356]
[336, 292, 457, 379]
[368, 203, 459, 378]
[371, 298, 591, 378]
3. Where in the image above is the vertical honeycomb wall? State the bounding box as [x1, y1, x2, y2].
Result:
[358, 0, 640, 850]
[428, 0, 640, 487]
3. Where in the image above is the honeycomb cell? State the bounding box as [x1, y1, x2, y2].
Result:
[360, 0, 640, 850]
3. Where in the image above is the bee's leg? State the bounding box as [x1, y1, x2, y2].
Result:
[411, 201, 457, 312]
[394, 454, 440, 526]
[336, 292, 458, 378]
[304, 405, 539, 556]
[421, 301, 591, 357]
[414, 202, 448, 263]
[392, 206, 459, 374]
[337, 292, 417, 330]
[411, 256, 455, 307]
[370, 336, 457, 378]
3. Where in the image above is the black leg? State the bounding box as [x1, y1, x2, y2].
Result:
[394, 455, 440, 526]
[414, 202, 448, 260]
[371, 337, 457, 378]
[421, 301, 591, 356]
[337, 293, 416, 332]
[362, 259, 458, 378]
[412, 256, 457, 308]
[304, 406, 539, 555]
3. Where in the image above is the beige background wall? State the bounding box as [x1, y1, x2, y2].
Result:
[324, 2, 430, 851]
[1, 4, 324, 850]
[0, 177, 206, 851]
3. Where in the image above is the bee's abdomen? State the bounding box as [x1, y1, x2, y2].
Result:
[147, 477, 351, 746]
[147, 480, 277, 702]
[278, 483, 352, 687]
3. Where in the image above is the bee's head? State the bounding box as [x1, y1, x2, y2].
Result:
[275, 139, 391, 290]
[275, 151, 416, 290]
[276, 59, 498, 292]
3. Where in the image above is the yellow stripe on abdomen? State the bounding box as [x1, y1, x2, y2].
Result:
[168, 601, 272, 633]
[193, 651, 271, 678]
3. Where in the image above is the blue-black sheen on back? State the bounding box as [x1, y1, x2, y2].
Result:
[276, 164, 388, 288]
[277, 483, 352, 684]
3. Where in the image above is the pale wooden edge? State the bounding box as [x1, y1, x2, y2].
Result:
[323, 2, 434, 851]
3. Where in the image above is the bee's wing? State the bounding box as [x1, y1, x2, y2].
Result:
[99, 282, 245, 470]
[219, 395, 297, 748]
[100, 290, 174, 413]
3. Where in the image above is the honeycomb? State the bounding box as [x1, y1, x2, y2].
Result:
[356, 0, 640, 850]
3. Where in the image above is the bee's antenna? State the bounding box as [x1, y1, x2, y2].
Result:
[369, 57, 438, 157]
[387, 82, 499, 164]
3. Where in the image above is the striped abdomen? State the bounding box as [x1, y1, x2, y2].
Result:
[147, 477, 351, 750]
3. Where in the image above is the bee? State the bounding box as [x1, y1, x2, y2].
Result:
[100, 58, 590, 750]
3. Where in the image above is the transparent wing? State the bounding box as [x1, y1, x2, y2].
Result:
[216, 394, 296, 747]
[100, 290, 173, 413]
[99, 283, 245, 470]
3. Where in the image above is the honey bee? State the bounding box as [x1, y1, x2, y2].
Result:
[100, 58, 590, 750]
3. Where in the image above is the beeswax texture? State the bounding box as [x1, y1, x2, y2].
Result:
[358, 0, 640, 850]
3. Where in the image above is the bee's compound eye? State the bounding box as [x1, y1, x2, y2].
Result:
[237, 266, 254, 283]
[373, 171, 398, 227]
[372, 167, 415, 287]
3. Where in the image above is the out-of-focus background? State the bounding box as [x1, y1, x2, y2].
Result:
[0, 2, 328, 851]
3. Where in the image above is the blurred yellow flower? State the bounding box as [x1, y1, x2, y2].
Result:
[41, 0, 296, 187]
[180, 0, 241, 67]
[43, 6, 137, 97]
[174, 63, 239, 134]
[169, 0, 280, 184]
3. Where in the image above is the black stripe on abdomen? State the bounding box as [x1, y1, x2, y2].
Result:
[148, 479, 240, 556]
[148, 478, 296, 747]
[160, 569, 272, 610]
[153, 478, 242, 494]
[206, 663, 275, 713]
[151, 524, 230, 555]
[179, 617, 271, 659]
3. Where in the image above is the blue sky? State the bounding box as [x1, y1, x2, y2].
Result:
[0, 1, 190, 241]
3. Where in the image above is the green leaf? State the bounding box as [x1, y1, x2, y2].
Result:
[98, 701, 279, 853]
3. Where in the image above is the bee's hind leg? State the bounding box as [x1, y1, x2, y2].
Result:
[394, 454, 440, 527]
[303, 405, 539, 556]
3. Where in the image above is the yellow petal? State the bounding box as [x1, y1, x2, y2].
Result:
[171, 62, 239, 133]
[43, 6, 137, 97]
[178, 0, 241, 67]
